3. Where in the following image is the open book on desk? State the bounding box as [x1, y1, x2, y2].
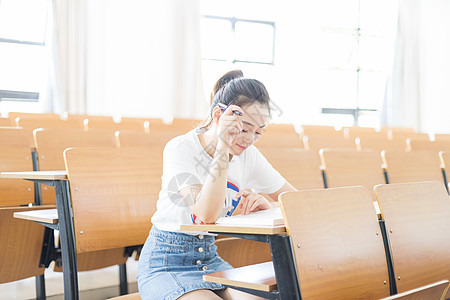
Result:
[215, 207, 284, 226]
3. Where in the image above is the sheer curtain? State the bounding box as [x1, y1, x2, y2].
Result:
[84, 0, 205, 120]
[43, 0, 87, 114]
[383, 0, 450, 133]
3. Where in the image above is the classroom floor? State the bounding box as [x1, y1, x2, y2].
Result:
[0, 258, 138, 300]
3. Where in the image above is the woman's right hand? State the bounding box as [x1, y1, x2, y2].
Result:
[217, 105, 244, 149]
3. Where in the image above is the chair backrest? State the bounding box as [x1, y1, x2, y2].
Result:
[115, 130, 177, 149]
[301, 125, 338, 137]
[255, 132, 303, 149]
[64, 147, 162, 253]
[320, 149, 386, 199]
[0, 128, 35, 206]
[303, 134, 357, 151]
[357, 136, 408, 152]
[408, 139, 450, 153]
[215, 237, 271, 268]
[374, 181, 450, 293]
[0, 205, 52, 283]
[0, 118, 12, 126]
[379, 280, 449, 300]
[279, 186, 390, 299]
[342, 126, 377, 140]
[34, 128, 117, 204]
[163, 118, 201, 133]
[379, 127, 415, 140]
[258, 148, 324, 189]
[262, 123, 297, 135]
[382, 150, 444, 184]
[439, 151, 450, 188]
[119, 117, 163, 132]
[434, 133, 450, 142]
[8, 112, 61, 121]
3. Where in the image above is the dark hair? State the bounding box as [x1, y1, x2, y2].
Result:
[200, 70, 271, 130]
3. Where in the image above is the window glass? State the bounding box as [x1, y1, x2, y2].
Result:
[200, 18, 233, 60]
[0, 0, 47, 43]
[0, 43, 47, 92]
[235, 21, 274, 63]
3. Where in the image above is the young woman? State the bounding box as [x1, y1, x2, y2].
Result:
[137, 70, 296, 300]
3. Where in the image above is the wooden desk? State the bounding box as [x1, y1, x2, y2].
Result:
[14, 208, 58, 224]
[181, 223, 300, 299]
[1, 171, 79, 300]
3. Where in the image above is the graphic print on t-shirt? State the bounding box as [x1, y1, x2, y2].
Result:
[190, 181, 241, 224]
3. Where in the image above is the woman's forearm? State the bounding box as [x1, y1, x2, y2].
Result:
[191, 143, 230, 223]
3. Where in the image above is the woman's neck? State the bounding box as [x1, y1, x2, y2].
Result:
[198, 126, 233, 161]
[198, 127, 218, 158]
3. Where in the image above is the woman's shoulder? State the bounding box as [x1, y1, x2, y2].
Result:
[164, 129, 199, 152]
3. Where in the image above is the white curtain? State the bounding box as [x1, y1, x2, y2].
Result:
[383, 0, 450, 133]
[84, 0, 205, 120]
[43, 0, 87, 114]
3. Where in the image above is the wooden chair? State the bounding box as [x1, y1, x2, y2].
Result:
[8, 112, 61, 122]
[255, 132, 303, 149]
[300, 124, 338, 137]
[64, 147, 161, 253]
[108, 294, 141, 300]
[34, 128, 117, 205]
[374, 181, 450, 294]
[439, 151, 450, 190]
[342, 126, 377, 140]
[0, 128, 35, 206]
[258, 148, 324, 190]
[0, 205, 55, 299]
[115, 130, 177, 149]
[434, 133, 450, 142]
[261, 123, 297, 135]
[379, 127, 415, 140]
[320, 149, 386, 200]
[357, 135, 408, 152]
[379, 280, 449, 300]
[303, 134, 357, 151]
[119, 117, 163, 133]
[408, 139, 450, 153]
[151, 118, 201, 134]
[278, 186, 391, 299]
[0, 118, 12, 126]
[215, 237, 272, 268]
[382, 150, 444, 184]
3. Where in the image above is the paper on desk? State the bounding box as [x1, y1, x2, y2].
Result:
[215, 207, 284, 226]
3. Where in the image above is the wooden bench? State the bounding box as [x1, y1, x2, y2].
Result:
[64, 147, 161, 253]
[215, 237, 271, 268]
[382, 150, 444, 184]
[34, 128, 117, 204]
[379, 280, 449, 300]
[374, 181, 450, 294]
[204, 186, 391, 299]
[0, 205, 55, 299]
[319, 149, 386, 201]
[258, 148, 324, 191]
[439, 151, 450, 191]
[303, 134, 357, 151]
[0, 127, 35, 206]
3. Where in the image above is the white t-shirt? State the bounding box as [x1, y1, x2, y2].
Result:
[151, 129, 286, 234]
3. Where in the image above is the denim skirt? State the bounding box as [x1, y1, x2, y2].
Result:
[137, 226, 233, 300]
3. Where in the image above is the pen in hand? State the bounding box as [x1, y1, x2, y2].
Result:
[218, 103, 243, 116]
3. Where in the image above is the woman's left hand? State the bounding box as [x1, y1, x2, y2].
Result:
[235, 190, 273, 215]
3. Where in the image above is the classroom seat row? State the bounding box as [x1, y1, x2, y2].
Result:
[202, 181, 450, 299]
[259, 147, 450, 197]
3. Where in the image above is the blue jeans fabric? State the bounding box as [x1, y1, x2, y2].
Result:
[137, 226, 233, 300]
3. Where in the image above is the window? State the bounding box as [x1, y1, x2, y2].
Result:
[199, 0, 276, 102]
[317, 0, 397, 127]
[0, 0, 49, 114]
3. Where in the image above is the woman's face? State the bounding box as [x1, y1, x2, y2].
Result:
[229, 102, 270, 156]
